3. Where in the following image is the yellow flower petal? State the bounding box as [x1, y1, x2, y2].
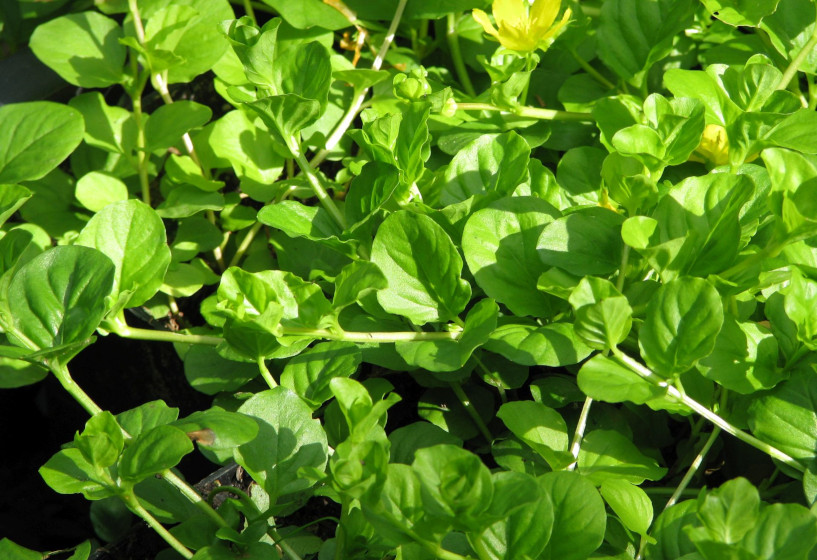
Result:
[530, 0, 559, 32]
[492, 0, 528, 31]
[472, 8, 501, 40]
[536, 7, 571, 47]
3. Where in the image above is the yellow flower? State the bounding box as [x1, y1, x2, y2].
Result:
[473, 0, 571, 53]
[690, 124, 758, 167]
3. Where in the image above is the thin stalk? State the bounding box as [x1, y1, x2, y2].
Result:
[168, 295, 180, 316]
[777, 5, 817, 91]
[520, 52, 534, 106]
[567, 396, 593, 471]
[258, 357, 278, 389]
[269, 527, 304, 560]
[50, 361, 103, 416]
[228, 221, 263, 268]
[127, 0, 146, 43]
[282, 326, 461, 342]
[474, 354, 507, 403]
[455, 102, 594, 121]
[242, 0, 257, 24]
[112, 323, 224, 346]
[570, 49, 616, 90]
[163, 470, 230, 529]
[310, 0, 409, 166]
[446, 13, 476, 97]
[123, 494, 194, 559]
[450, 382, 493, 443]
[289, 139, 347, 229]
[129, 78, 151, 206]
[615, 244, 630, 293]
[613, 349, 805, 472]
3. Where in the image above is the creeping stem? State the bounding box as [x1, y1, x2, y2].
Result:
[567, 396, 593, 471]
[455, 102, 594, 121]
[777, 4, 817, 92]
[446, 13, 477, 97]
[612, 349, 804, 472]
[123, 494, 194, 559]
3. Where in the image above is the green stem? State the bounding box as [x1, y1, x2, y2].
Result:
[777, 5, 817, 91]
[269, 527, 304, 560]
[282, 326, 461, 342]
[242, 0, 257, 24]
[570, 49, 616, 90]
[666, 428, 720, 510]
[310, 0, 409, 166]
[567, 397, 593, 471]
[446, 13, 476, 97]
[616, 244, 630, 293]
[258, 356, 278, 389]
[123, 494, 194, 559]
[110, 322, 224, 346]
[129, 76, 151, 206]
[520, 52, 534, 106]
[50, 361, 103, 416]
[474, 354, 507, 403]
[613, 349, 804, 472]
[228, 221, 263, 268]
[288, 139, 346, 230]
[450, 382, 493, 442]
[455, 102, 594, 121]
[163, 470, 230, 528]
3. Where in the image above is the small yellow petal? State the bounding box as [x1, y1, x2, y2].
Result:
[530, 0, 560, 32]
[472, 9, 501, 40]
[536, 7, 571, 49]
[492, 0, 527, 31]
[498, 27, 539, 52]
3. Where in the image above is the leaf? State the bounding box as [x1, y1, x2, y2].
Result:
[388, 422, 463, 465]
[497, 401, 572, 470]
[0, 102, 85, 184]
[119, 425, 194, 482]
[649, 500, 699, 560]
[395, 298, 498, 372]
[639, 277, 724, 378]
[207, 110, 285, 186]
[597, 0, 697, 82]
[600, 479, 653, 535]
[344, 161, 401, 227]
[441, 132, 531, 205]
[30, 11, 126, 87]
[257, 200, 351, 254]
[539, 471, 606, 560]
[116, 400, 179, 438]
[68, 92, 136, 154]
[145, 101, 212, 151]
[742, 503, 817, 560]
[0, 539, 42, 560]
[537, 207, 625, 276]
[485, 322, 593, 367]
[700, 0, 781, 26]
[246, 95, 322, 151]
[696, 478, 760, 544]
[76, 200, 171, 308]
[577, 354, 666, 404]
[0, 356, 48, 388]
[276, 41, 332, 109]
[0, 184, 32, 227]
[235, 387, 328, 502]
[578, 429, 667, 485]
[7, 246, 114, 350]
[171, 217, 224, 263]
[371, 211, 471, 325]
[332, 261, 388, 310]
[259, 0, 350, 30]
[183, 345, 258, 395]
[155, 186, 225, 218]
[75, 411, 125, 469]
[39, 448, 115, 500]
[74, 172, 128, 212]
[172, 408, 259, 453]
[280, 341, 362, 410]
[462, 196, 560, 317]
[747, 367, 817, 469]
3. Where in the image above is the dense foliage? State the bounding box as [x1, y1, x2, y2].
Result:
[4, 0, 817, 558]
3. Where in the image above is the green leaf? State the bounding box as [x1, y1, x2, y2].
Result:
[462, 196, 560, 317]
[701, 0, 781, 26]
[0, 539, 42, 560]
[68, 92, 136, 154]
[344, 161, 401, 227]
[760, 0, 817, 77]
[395, 298, 498, 372]
[280, 341, 362, 410]
[639, 277, 724, 378]
[600, 479, 653, 535]
[119, 424, 194, 482]
[145, 101, 212, 151]
[412, 444, 493, 532]
[441, 132, 531, 205]
[246, 95, 322, 150]
[496, 401, 572, 470]
[597, 0, 697, 83]
[333, 261, 388, 310]
[74, 172, 128, 212]
[0, 102, 85, 184]
[0, 356, 48, 388]
[183, 345, 258, 394]
[259, 1, 350, 30]
[39, 448, 115, 500]
[172, 408, 259, 453]
[476, 472, 554, 560]
[697, 315, 784, 394]
[537, 207, 625, 276]
[30, 12, 126, 87]
[485, 322, 593, 367]
[539, 471, 606, 560]
[0, 184, 32, 227]
[649, 500, 699, 560]
[207, 110, 284, 187]
[578, 429, 667, 485]
[276, 40, 332, 109]
[747, 367, 817, 469]
[171, 217, 224, 263]
[696, 477, 760, 544]
[116, 400, 179, 438]
[577, 354, 666, 404]
[741, 502, 817, 560]
[7, 246, 114, 350]
[389, 422, 463, 465]
[571, 278, 633, 351]
[156, 185, 225, 218]
[76, 199, 171, 308]
[235, 387, 328, 502]
[257, 200, 351, 254]
[371, 211, 471, 325]
[74, 411, 125, 469]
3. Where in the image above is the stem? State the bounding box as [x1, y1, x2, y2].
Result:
[567, 397, 593, 471]
[282, 326, 461, 342]
[777, 6, 817, 91]
[269, 527, 305, 560]
[129, 76, 151, 206]
[570, 49, 616, 90]
[112, 323, 224, 346]
[310, 0, 409, 165]
[613, 349, 805, 472]
[446, 13, 476, 97]
[258, 356, 278, 389]
[474, 354, 507, 403]
[127, 0, 146, 43]
[163, 470, 230, 529]
[288, 139, 347, 229]
[454, 102, 594, 121]
[123, 494, 194, 559]
[50, 361, 103, 416]
[665, 428, 720, 510]
[450, 382, 493, 442]
[520, 52, 533, 106]
[242, 0, 257, 24]
[616, 244, 630, 293]
[228, 221, 263, 268]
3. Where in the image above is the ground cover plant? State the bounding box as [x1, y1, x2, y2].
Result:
[5, 0, 817, 558]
